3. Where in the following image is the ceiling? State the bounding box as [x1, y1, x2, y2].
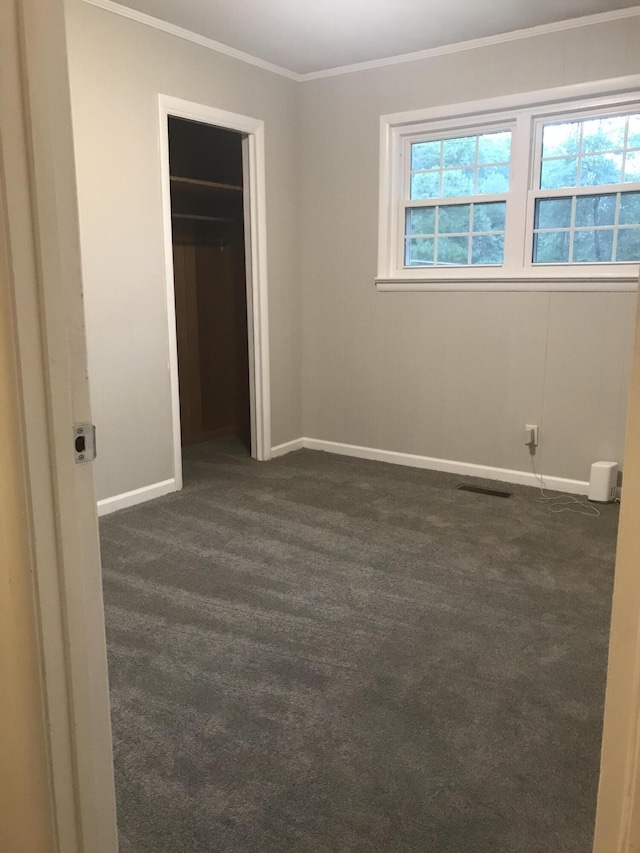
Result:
[111, 0, 640, 75]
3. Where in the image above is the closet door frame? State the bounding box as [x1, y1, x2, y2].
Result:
[158, 95, 271, 485]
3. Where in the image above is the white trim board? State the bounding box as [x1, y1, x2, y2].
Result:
[97, 478, 177, 516]
[271, 437, 591, 495]
[301, 8, 640, 81]
[99, 436, 597, 514]
[271, 438, 305, 458]
[81, 0, 640, 83]
[81, 0, 299, 80]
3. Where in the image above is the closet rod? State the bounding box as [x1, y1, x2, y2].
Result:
[171, 213, 236, 223]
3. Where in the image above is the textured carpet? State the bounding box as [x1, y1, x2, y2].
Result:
[100, 438, 619, 853]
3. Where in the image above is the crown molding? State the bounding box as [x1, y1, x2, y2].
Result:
[300, 7, 640, 81]
[81, 1, 640, 84]
[81, 0, 302, 81]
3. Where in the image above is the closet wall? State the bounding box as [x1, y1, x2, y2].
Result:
[169, 118, 251, 449]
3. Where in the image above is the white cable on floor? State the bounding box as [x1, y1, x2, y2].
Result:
[529, 451, 600, 517]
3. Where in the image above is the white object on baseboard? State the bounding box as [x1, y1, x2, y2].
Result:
[97, 478, 177, 516]
[588, 461, 619, 503]
[271, 438, 591, 496]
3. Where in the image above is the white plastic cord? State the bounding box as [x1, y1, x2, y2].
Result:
[529, 450, 600, 517]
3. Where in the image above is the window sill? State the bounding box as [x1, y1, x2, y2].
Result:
[375, 273, 639, 292]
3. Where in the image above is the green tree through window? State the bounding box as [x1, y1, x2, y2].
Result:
[406, 130, 510, 266]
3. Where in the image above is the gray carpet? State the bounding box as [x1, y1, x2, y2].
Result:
[100, 438, 619, 853]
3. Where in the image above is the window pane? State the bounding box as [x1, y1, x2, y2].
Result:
[405, 237, 434, 266]
[471, 234, 504, 265]
[472, 202, 506, 232]
[616, 228, 640, 261]
[438, 204, 470, 234]
[406, 207, 435, 235]
[532, 191, 640, 265]
[624, 151, 640, 183]
[404, 128, 511, 234]
[573, 230, 613, 263]
[442, 136, 476, 168]
[575, 194, 616, 227]
[477, 131, 511, 164]
[411, 141, 440, 171]
[477, 165, 509, 194]
[629, 115, 640, 149]
[436, 236, 468, 265]
[535, 198, 572, 230]
[580, 153, 622, 186]
[542, 122, 580, 158]
[411, 171, 440, 199]
[582, 116, 626, 153]
[404, 200, 507, 267]
[619, 192, 640, 225]
[533, 231, 570, 263]
[441, 168, 474, 197]
[541, 158, 578, 189]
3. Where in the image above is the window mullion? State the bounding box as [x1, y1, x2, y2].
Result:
[404, 192, 507, 208]
[612, 192, 622, 262]
[568, 197, 576, 263]
[393, 137, 411, 276]
[398, 201, 407, 271]
[503, 113, 531, 270]
[535, 182, 640, 198]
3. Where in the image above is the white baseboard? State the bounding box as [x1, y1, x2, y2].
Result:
[97, 478, 178, 516]
[272, 436, 590, 496]
[270, 438, 305, 458]
[99, 440, 591, 515]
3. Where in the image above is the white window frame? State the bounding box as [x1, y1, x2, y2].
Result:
[400, 121, 513, 271]
[526, 102, 640, 268]
[377, 75, 640, 292]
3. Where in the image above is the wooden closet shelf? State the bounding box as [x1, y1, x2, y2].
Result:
[170, 176, 243, 192]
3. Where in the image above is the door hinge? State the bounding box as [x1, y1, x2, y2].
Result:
[73, 423, 96, 463]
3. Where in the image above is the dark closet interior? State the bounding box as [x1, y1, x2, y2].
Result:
[168, 117, 251, 451]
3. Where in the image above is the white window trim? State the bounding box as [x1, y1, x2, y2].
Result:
[377, 75, 640, 292]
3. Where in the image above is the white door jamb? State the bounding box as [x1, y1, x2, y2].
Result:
[158, 95, 272, 487]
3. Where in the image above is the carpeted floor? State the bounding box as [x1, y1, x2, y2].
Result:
[100, 438, 619, 853]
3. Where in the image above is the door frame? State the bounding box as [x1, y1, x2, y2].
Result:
[158, 95, 271, 484]
[1, 0, 118, 850]
[593, 284, 640, 853]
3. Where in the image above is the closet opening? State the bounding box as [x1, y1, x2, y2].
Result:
[168, 116, 251, 457]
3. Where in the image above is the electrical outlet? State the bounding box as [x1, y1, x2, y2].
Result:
[525, 424, 539, 447]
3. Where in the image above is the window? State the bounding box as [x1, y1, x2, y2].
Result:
[532, 114, 640, 265]
[378, 79, 640, 290]
[405, 130, 510, 267]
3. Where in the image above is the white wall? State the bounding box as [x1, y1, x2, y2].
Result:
[65, 0, 301, 501]
[299, 17, 640, 482]
[68, 4, 640, 502]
